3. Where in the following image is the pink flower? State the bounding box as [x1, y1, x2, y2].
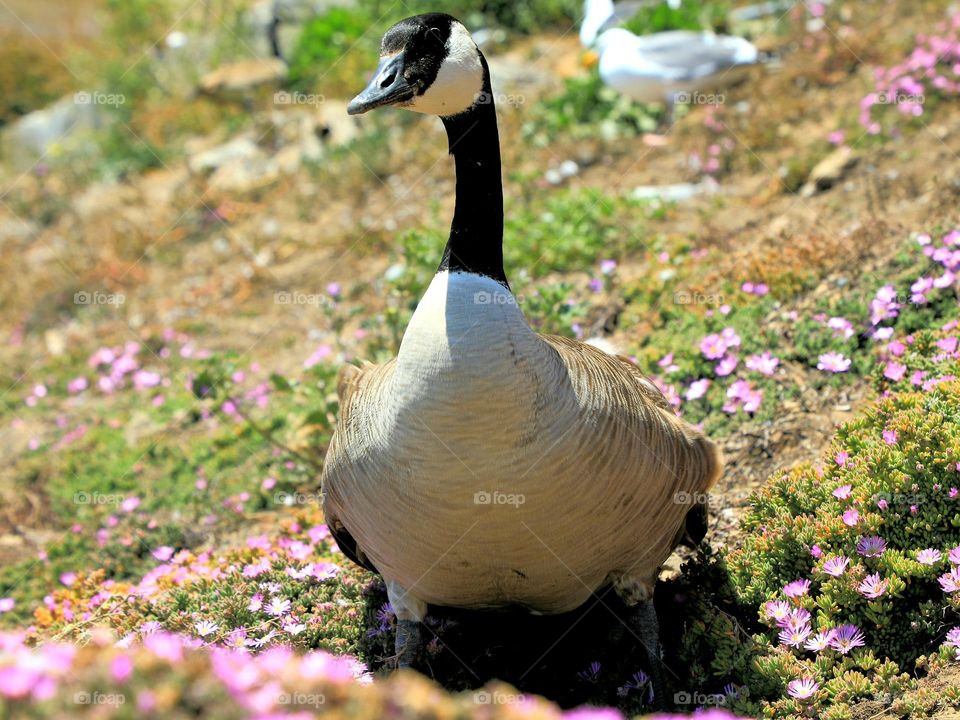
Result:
[121, 496, 141, 513]
[715, 355, 739, 377]
[822, 556, 849, 576]
[143, 633, 184, 663]
[916, 549, 942, 565]
[312, 562, 340, 581]
[857, 536, 887, 557]
[283, 619, 307, 635]
[870, 285, 900, 325]
[304, 344, 333, 370]
[721, 327, 741, 347]
[243, 559, 270, 578]
[858, 573, 889, 599]
[833, 483, 852, 497]
[764, 600, 791, 623]
[266, 597, 291, 617]
[658, 353, 678, 374]
[725, 380, 763, 414]
[152, 546, 174, 562]
[829, 624, 866, 654]
[810, 545, 823, 559]
[884, 362, 907, 381]
[787, 677, 819, 700]
[780, 624, 812, 648]
[827, 317, 854, 339]
[883, 430, 898, 445]
[842, 509, 860, 526]
[804, 630, 835, 652]
[781, 607, 811, 630]
[194, 620, 218, 638]
[0, 598, 14, 613]
[745, 352, 779, 376]
[818, 352, 852, 373]
[938, 336, 959, 353]
[783, 579, 811, 598]
[700, 334, 727, 360]
[110, 654, 133, 683]
[67, 377, 88, 394]
[307, 525, 330, 544]
[939, 567, 960, 593]
[685, 379, 711, 402]
[133, 370, 161, 390]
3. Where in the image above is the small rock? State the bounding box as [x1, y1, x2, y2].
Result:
[801, 146, 858, 196]
[165, 31, 188, 49]
[189, 137, 262, 174]
[544, 169, 563, 186]
[199, 58, 287, 96]
[44, 329, 66, 356]
[558, 160, 579, 178]
[0, 95, 105, 170]
[632, 180, 718, 202]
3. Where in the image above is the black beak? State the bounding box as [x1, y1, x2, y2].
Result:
[347, 52, 416, 115]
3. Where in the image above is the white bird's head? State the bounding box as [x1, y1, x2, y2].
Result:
[580, 0, 616, 46]
[347, 13, 487, 118]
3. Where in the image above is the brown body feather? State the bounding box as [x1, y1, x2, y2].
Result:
[321, 272, 721, 621]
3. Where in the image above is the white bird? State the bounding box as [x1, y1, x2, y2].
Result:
[581, 0, 759, 110]
[580, 0, 682, 47]
[322, 13, 722, 708]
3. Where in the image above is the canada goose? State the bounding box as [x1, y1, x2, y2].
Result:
[321, 13, 722, 707]
[581, 0, 759, 113]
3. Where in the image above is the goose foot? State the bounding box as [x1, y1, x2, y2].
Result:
[395, 619, 421, 669]
[632, 599, 668, 711]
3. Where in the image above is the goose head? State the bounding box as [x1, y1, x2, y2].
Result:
[347, 13, 487, 118]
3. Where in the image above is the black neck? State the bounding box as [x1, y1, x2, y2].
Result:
[437, 59, 507, 287]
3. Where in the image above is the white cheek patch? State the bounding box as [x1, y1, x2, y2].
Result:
[407, 22, 484, 117]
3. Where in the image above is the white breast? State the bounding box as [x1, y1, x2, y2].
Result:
[327, 271, 701, 614]
[393, 271, 544, 395]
